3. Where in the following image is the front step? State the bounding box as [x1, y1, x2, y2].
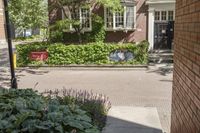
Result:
[102, 106, 163, 133]
[148, 50, 173, 64]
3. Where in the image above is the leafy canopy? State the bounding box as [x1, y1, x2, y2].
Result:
[8, 0, 48, 32]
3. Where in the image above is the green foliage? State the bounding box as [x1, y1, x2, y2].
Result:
[16, 41, 149, 66]
[49, 19, 71, 42]
[43, 89, 111, 130]
[14, 35, 43, 42]
[8, 0, 48, 33]
[16, 42, 49, 67]
[87, 14, 106, 42]
[0, 88, 100, 133]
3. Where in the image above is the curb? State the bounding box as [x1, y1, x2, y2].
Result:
[16, 65, 148, 71]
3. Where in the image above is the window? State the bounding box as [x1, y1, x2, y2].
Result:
[155, 10, 175, 21]
[105, 6, 135, 30]
[168, 11, 174, 21]
[81, 8, 90, 29]
[115, 12, 124, 28]
[63, 8, 91, 31]
[161, 11, 167, 21]
[106, 8, 113, 28]
[155, 11, 160, 21]
[126, 6, 135, 29]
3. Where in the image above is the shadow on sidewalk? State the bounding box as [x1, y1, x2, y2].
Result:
[146, 64, 173, 76]
[16, 68, 49, 75]
[103, 116, 162, 133]
[0, 48, 10, 67]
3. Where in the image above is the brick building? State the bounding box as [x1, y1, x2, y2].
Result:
[0, 0, 6, 44]
[49, 0, 176, 50]
[171, 0, 200, 133]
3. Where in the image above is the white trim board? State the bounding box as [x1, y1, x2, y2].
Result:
[147, 2, 175, 50]
[146, 0, 176, 5]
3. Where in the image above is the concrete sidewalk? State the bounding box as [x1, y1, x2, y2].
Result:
[17, 65, 172, 133]
[103, 106, 162, 133]
[0, 44, 11, 88]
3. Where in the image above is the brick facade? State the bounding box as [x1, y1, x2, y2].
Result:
[48, 0, 147, 43]
[171, 0, 200, 133]
[0, 0, 6, 43]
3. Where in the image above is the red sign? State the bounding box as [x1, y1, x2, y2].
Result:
[30, 51, 48, 61]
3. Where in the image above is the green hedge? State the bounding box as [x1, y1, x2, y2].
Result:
[16, 41, 149, 66]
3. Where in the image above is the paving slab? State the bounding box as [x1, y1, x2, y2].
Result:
[102, 106, 162, 133]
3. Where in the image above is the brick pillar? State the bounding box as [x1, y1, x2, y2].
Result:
[171, 0, 200, 133]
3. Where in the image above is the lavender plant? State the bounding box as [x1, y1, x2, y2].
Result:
[43, 88, 111, 130]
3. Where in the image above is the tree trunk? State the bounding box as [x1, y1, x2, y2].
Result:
[77, 31, 82, 44]
[23, 29, 26, 38]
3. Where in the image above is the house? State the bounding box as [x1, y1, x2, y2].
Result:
[0, 0, 6, 45]
[49, 0, 176, 50]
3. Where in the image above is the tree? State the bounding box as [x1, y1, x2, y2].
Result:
[49, 0, 122, 43]
[8, 0, 48, 37]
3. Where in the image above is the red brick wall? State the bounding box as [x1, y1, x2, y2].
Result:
[171, 0, 200, 133]
[0, 0, 6, 41]
[48, 0, 147, 43]
[105, 0, 148, 43]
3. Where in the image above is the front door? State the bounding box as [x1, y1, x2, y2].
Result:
[154, 21, 174, 50]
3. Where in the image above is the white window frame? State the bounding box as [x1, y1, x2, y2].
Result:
[104, 5, 136, 31]
[154, 10, 175, 22]
[62, 8, 92, 32]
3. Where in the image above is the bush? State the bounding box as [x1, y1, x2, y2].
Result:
[0, 88, 101, 133]
[16, 41, 149, 66]
[43, 89, 111, 130]
[16, 42, 49, 67]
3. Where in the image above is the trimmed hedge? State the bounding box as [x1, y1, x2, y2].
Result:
[16, 41, 149, 66]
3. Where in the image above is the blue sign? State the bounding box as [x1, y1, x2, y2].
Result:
[109, 49, 134, 62]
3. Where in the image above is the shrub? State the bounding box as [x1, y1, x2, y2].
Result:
[43, 89, 111, 130]
[87, 14, 105, 42]
[16, 41, 149, 66]
[0, 88, 100, 133]
[16, 42, 49, 67]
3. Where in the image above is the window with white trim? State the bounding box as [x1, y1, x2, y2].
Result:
[80, 8, 90, 29]
[106, 8, 113, 28]
[63, 8, 91, 31]
[154, 10, 174, 21]
[105, 5, 136, 30]
[161, 11, 167, 21]
[115, 12, 124, 28]
[168, 11, 174, 21]
[126, 6, 135, 29]
[155, 11, 160, 21]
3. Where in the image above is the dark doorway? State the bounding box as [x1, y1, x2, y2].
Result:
[154, 21, 174, 50]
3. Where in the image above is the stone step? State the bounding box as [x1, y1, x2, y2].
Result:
[148, 57, 173, 64]
[148, 51, 173, 64]
[102, 106, 163, 133]
[149, 50, 173, 54]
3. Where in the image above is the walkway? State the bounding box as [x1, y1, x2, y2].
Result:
[16, 64, 173, 133]
[0, 43, 11, 88]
